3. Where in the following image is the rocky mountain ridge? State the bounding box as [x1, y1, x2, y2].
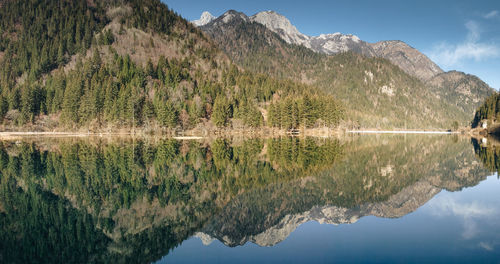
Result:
[194, 179, 458, 247]
[194, 10, 443, 82]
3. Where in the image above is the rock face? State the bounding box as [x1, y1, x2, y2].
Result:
[370, 40, 443, 81]
[250, 11, 311, 48]
[248, 11, 376, 57]
[192, 11, 215, 26]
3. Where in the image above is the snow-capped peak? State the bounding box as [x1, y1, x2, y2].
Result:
[192, 11, 215, 27]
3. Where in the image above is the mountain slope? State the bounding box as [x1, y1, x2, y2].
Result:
[370, 40, 443, 81]
[0, 1, 341, 131]
[200, 10, 475, 128]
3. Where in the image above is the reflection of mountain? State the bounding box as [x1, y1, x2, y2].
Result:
[0, 135, 490, 262]
[199, 135, 490, 247]
[196, 181, 441, 247]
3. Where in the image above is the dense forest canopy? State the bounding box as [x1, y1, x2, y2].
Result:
[0, 0, 343, 131]
[471, 92, 500, 128]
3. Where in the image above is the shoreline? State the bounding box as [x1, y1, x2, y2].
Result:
[0, 129, 462, 140]
[348, 130, 458, 134]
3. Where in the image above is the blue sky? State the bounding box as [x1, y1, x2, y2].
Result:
[165, 0, 500, 89]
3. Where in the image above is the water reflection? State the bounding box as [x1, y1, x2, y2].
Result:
[0, 135, 496, 263]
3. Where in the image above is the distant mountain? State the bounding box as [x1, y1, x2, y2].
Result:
[247, 11, 376, 57]
[198, 10, 489, 128]
[197, 10, 443, 81]
[195, 10, 491, 103]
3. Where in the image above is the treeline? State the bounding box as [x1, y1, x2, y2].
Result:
[268, 94, 343, 129]
[471, 92, 500, 128]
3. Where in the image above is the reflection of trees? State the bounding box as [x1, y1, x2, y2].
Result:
[472, 137, 500, 176]
[0, 135, 490, 262]
[0, 137, 343, 263]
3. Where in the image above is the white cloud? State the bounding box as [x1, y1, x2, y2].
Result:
[427, 196, 496, 239]
[428, 20, 499, 68]
[479, 242, 494, 251]
[484, 10, 498, 19]
[428, 196, 494, 218]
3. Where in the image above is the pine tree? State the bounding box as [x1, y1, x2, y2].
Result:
[20, 85, 35, 124]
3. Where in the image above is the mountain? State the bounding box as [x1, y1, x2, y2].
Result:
[192, 11, 215, 26]
[200, 10, 443, 81]
[310, 33, 376, 57]
[199, 10, 483, 128]
[199, 181, 441, 247]
[246, 11, 376, 57]
[0, 1, 341, 132]
[429, 71, 494, 118]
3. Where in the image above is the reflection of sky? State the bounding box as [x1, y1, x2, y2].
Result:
[160, 175, 500, 263]
[426, 191, 497, 239]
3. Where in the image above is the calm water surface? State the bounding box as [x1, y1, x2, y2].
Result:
[0, 135, 499, 263]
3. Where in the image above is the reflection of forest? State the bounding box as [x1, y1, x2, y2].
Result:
[472, 136, 500, 175]
[0, 135, 490, 263]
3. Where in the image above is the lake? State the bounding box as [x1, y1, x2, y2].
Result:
[0, 135, 499, 263]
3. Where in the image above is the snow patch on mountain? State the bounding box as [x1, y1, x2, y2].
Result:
[192, 11, 215, 27]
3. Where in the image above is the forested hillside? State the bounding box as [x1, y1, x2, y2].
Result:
[0, 0, 342, 132]
[201, 11, 492, 129]
[471, 92, 500, 128]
